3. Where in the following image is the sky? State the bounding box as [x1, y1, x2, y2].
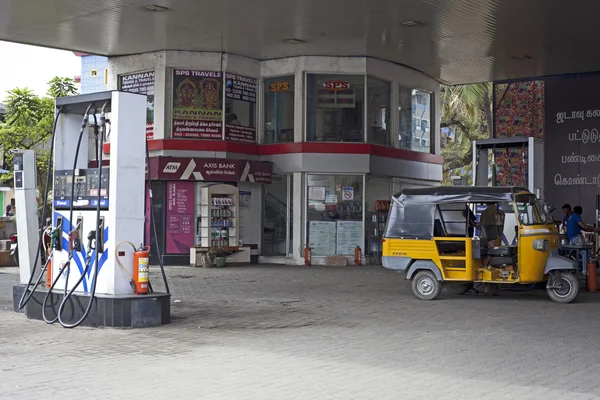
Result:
[0, 41, 81, 102]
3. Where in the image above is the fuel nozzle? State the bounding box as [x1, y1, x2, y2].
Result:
[87, 230, 96, 252]
[51, 227, 61, 250]
[69, 229, 81, 252]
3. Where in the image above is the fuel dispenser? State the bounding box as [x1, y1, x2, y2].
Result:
[12, 150, 40, 286]
[14, 91, 170, 328]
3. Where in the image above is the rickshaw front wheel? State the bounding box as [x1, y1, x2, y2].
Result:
[546, 272, 579, 304]
[411, 270, 442, 300]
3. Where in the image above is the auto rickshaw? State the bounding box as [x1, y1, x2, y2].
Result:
[382, 186, 579, 303]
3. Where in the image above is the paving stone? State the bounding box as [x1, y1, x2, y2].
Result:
[1, 265, 600, 399]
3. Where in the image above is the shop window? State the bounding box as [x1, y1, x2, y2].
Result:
[366, 77, 391, 146]
[307, 174, 363, 256]
[264, 76, 295, 144]
[306, 74, 364, 142]
[398, 87, 434, 153]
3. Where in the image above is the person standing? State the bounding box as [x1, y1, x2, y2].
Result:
[561, 203, 573, 232]
[5, 205, 14, 217]
[567, 206, 599, 244]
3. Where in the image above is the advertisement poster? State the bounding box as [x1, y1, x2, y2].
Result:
[172, 69, 223, 139]
[225, 73, 257, 143]
[118, 71, 155, 139]
[166, 181, 195, 254]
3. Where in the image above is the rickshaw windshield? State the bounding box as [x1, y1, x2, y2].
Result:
[514, 194, 548, 225]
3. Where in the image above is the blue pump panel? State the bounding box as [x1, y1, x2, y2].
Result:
[53, 167, 109, 210]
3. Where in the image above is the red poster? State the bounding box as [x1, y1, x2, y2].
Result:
[165, 181, 195, 254]
[172, 69, 223, 139]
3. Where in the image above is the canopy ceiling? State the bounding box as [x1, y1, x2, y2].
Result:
[1, 0, 598, 84]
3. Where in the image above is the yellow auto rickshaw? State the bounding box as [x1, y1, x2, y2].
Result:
[382, 186, 579, 303]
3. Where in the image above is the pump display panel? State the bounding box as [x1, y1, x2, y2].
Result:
[53, 168, 110, 209]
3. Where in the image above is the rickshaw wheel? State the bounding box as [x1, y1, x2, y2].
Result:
[547, 272, 579, 304]
[445, 282, 473, 295]
[411, 270, 442, 300]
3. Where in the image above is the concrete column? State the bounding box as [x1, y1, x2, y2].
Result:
[291, 172, 304, 263]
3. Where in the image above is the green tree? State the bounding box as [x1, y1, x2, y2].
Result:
[440, 83, 493, 184]
[0, 77, 79, 212]
[47, 77, 78, 99]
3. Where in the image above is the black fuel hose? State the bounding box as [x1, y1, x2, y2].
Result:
[42, 103, 92, 324]
[18, 107, 64, 309]
[146, 139, 170, 294]
[57, 102, 107, 328]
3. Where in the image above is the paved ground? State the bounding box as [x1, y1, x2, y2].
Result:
[1, 264, 600, 400]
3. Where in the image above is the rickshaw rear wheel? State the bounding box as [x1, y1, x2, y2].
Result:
[546, 272, 579, 304]
[445, 282, 473, 295]
[411, 270, 442, 300]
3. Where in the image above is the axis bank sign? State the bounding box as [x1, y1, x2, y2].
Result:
[152, 157, 272, 184]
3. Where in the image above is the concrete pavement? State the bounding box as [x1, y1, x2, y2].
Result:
[1, 265, 600, 399]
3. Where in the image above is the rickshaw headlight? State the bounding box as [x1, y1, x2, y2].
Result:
[533, 239, 548, 251]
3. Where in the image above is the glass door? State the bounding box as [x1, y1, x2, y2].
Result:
[263, 175, 292, 256]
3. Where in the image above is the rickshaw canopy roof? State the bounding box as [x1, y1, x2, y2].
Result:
[393, 186, 532, 206]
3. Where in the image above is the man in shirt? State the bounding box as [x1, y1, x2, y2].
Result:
[562, 203, 572, 232]
[567, 205, 599, 244]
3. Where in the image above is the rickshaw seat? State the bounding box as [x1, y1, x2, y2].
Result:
[481, 245, 517, 257]
[481, 246, 517, 266]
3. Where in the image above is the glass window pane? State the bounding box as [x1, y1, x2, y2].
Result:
[307, 174, 363, 255]
[367, 77, 391, 146]
[264, 76, 295, 144]
[262, 175, 289, 255]
[306, 74, 364, 142]
[398, 87, 433, 153]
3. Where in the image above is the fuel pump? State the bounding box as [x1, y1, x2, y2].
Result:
[12, 150, 40, 286]
[14, 90, 171, 329]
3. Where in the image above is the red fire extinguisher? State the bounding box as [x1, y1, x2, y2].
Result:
[304, 246, 311, 266]
[134, 245, 150, 294]
[354, 246, 362, 266]
[587, 259, 598, 293]
[116, 241, 150, 295]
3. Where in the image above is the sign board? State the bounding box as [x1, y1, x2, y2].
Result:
[544, 73, 600, 222]
[172, 69, 223, 139]
[165, 181, 194, 254]
[308, 186, 326, 201]
[225, 73, 258, 143]
[342, 186, 354, 201]
[118, 71, 155, 139]
[270, 82, 291, 92]
[309, 221, 337, 255]
[151, 157, 272, 184]
[336, 221, 362, 255]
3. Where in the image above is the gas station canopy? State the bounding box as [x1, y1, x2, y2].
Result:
[1, 0, 599, 85]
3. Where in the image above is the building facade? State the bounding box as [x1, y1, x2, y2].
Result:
[74, 53, 109, 94]
[102, 52, 442, 265]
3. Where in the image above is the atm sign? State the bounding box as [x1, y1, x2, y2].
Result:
[270, 82, 290, 92]
[323, 80, 350, 91]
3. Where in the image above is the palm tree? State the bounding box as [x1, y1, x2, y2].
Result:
[440, 83, 493, 182]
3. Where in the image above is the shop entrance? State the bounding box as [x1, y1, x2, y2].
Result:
[262, 174, 293, 256]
